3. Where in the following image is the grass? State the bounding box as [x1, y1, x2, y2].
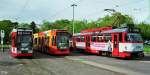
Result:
[0, 45, 10, 48]
[0, 45, 10, 51]
[144, 45, 150, 53]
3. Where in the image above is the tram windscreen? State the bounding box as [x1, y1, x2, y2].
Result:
[126, 33, 143, 42]
[56, 32, 70, 49]
[17, 31, 32, 49]
[18, 35, 32, 43]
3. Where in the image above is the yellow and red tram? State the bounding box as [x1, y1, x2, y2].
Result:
[33, 29, 71, 55]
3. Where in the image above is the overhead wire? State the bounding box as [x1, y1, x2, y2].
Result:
[16, 0, 30, 20]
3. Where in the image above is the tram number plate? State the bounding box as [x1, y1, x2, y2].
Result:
[22, 50, 28, 54]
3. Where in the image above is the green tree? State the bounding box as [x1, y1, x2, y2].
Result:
[136, 23, 150, 40]
[40, 19, 71, 32]
[0, 20, 15, 44]
[54, 19, 71, 30]
[12, 22, 19, 28]
[18, 23, 30, 28]
[39, 12, 135, 35]
[40, 20, 52, 31]
[95, 12, 134, 28]
[29, 21, 39, 33]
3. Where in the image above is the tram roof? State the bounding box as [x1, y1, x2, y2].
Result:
[73, 31, 100, 36]
[73, 32, 91, 36]
[74, 28, 128, 36]
[81, 27, 112, 32]
[101, 28, 128, 33]
[12, 28, 32, 32]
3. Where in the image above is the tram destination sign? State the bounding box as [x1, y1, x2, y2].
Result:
[17, 31, 32, 35]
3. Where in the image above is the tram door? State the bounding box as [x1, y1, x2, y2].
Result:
[86, 36, 90, 47]
[112, 34, 119, 56]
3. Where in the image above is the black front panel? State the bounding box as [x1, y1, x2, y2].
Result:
[56, 32, 70, 50]
[17, 31, 33, 51]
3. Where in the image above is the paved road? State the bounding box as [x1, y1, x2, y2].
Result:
[67, 51, 150, 75]
[0, 50, 124, 75]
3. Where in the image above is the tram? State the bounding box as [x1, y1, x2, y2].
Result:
[72, 27, 144, 59]
[10, 28, 33, 57]
[33, 29, 71, 55]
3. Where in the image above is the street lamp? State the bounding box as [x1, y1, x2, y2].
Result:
[71, 4, 77, 35]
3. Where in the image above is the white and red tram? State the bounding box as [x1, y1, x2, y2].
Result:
[72, 27, 144, 59]
[10, 28, 33, 57]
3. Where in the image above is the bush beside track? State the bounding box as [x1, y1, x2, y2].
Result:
[144, 45, 150, 54]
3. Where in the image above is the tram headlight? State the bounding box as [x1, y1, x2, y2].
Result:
[17, 51, 21, 53]
[28, 50, 33, 53]
[133, 46, 142, 51]
[21, 48, 29, 50]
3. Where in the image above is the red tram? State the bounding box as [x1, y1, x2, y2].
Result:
[10, 28, 33, 57]
[72, 27, 144, 59]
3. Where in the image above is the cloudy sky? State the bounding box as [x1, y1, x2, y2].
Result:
[0, 0, 149, 24]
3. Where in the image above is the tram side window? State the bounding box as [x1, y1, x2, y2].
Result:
[52, 36, 56, 46]
[97, 36, 103, 42]
[119, 33, 122, 42]
[40, 38, 42, 45]
[37, 38, 39, 45]
[125, 34, 130, 42]
[91, 36, 97, 42]
[44, 37, 46, 46]
[34, 38, 38, 45]
[105, 36, 111, 42]
[52, 36, 54, 46]
[40, 37, 43, 45]
[38, 38, 40, 45]
[86, 36, 90, 42]
[76, 37, 80, 42]
[80, 37, 85, 42]
[40, 37, 42, 45]
[73, 37, 76, 41]
[41, 37, 44, 46]
[45, 37, 49, 46]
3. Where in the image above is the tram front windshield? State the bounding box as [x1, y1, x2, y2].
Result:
[126, 33, 143, 42]
[56, 32, 70, 49]
[17, 34, 32, 49]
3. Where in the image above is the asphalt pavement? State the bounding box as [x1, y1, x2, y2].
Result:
[67, 51, 150, 75]
[0, 50, 125, 75]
